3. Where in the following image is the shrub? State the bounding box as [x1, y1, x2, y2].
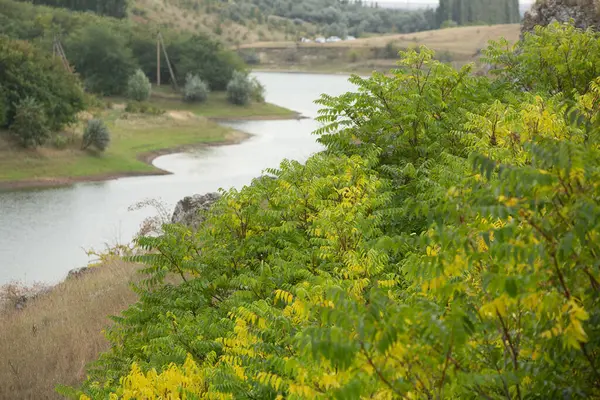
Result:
[126, 69, 152, 102]
[0, 36, 85, 131]
[82, 119, 110, 152]
[51, 134, 72, 150]
[124, 102, 164, 115]
[226, 71, 265, 105]
[249, 76, 265, 103]
[183, 74, 210, 103]
[226, 71, 252, 105]
[67, 24, 136, 95]
[9, 97, 50, 148]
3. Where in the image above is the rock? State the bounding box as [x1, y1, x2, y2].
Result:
[171, 192, 221, 230]
[521, 0, 600, 37]
[67, 267, 90, 280]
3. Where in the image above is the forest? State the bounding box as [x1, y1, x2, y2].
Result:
[57, 21, 600, 399]
[436, 0, 522, 26]
[16, 0, 128, 18]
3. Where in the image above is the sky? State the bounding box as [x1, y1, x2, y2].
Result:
[368, 0, 535, 10]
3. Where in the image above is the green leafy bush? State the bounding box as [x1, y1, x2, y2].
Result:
[183, 74, 209, 103]
[126, 69, 152, 102]
[249, 76, 265, 103]
[226, 71, 265, 106]
[9, 97, 50, 148]
[71, 23, 600, 400]
[51, 133, 74, 149]
[0, 36, 85, 131]
[226, 71, 252, 105]
[67, 24, 137, 95]
[483, 21, 600, 96]
[82, 118, 110, 152]
[124, 102, 164, 115]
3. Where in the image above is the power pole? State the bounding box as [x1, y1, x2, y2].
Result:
[53, 35, 72, 73]
[157, 33, 161, 87]
[157, 32, 178, 90]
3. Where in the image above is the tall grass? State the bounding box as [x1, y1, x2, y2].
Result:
[0, 260, 141, 399]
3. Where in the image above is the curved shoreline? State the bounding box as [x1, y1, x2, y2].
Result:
[0, 122, 255, 192]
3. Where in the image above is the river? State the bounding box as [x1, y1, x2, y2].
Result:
[0, 72, 356, 285]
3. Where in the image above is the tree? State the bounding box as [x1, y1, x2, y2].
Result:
[167, 34, 247, 91]
[82, 119, 110, 152]
[0, 35, 85, 132]
[67, 24, 136, 95]
[9, 97, 50, 148]
[126, 69, 152, 102]
[183, 74, 210, 103]
[226, 71, 253, 105]
[69, 23, 600, 400]
[21, 0, 128, 18]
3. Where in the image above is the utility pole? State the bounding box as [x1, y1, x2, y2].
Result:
[157, 33, 161, 87]
[157, 32, 178, 91]
[53, 35, 72, 73]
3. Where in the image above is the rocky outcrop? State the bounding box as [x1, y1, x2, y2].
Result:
[171, 192, 221, 230]
[521, 0, 600, 36]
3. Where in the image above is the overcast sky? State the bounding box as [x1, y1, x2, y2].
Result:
[380, 0, 533, 3]
[367, 0, 534, 12]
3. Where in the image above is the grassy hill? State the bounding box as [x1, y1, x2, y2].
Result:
[238, 24, 521, 73]
[129, 0, 303, 44]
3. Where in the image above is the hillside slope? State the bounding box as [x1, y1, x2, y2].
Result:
[240, 24, 521, 58]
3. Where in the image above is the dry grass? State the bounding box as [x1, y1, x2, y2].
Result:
[240, 24, 521, 58]
[0, 260, 142, 399]
[131, 0, 297, 44]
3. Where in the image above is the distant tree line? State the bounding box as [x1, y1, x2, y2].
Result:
[436, 0, 521, 26]
[17, 0, 128, 18]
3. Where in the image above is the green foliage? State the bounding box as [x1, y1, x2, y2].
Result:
[9, 97, 50, 148]
[124, 101, 164, 115]
[82, 118, 110, 152]
[213, 0, 435, 36]
[72, 23, 600, 400]
[183, 74, 210, 103]
[17, 0, 127, 18]
[483, 21, 600, 96]
[0, 0, 247, 95]
[166, 34, 247, 91]
[226, 71, 254, 106]
[67, 24, 136, 95]
[436, 0, 520, 27]
[126, 69, 152, 102]
[0, 35, 85, 131]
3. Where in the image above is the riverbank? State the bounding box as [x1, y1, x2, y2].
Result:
[0, 259, 144, 399]
[0, 90, 299, 191]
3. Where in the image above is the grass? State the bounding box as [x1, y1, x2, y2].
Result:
[0, 259, 142, 399]
[149, 87, 297, 119]
[239, 24, 521, 61]
[0, 90, 297, 186]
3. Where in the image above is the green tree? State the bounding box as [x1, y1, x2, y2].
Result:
[484, 22, 600, 96]
[9, 97, 50, 148]
[126, 69, 152, 102]
[82, 118, 110, 152]
[226, 70, 253, 105]
[183, 74, 210, 103]
[0, 35, 85, 131]
[67, 24, 136, 95]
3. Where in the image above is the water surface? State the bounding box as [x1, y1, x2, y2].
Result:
[0, 72, 356, 284]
